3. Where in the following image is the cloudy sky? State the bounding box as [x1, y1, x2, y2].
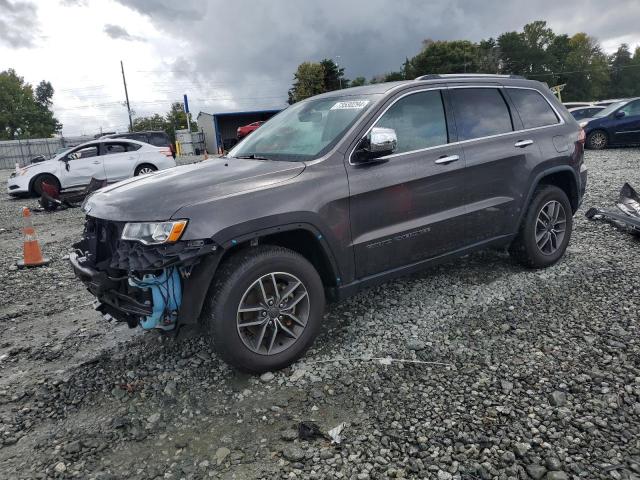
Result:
[1, 0, 639, 136]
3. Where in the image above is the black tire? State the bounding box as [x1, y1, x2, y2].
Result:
[134, 164, 157, 176]
[509, 185, 573, 268]
[587, 130, 608, 150]
[31, 174, 60, 197]
[201, 246, 325, 373]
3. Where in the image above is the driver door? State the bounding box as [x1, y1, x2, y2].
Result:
[346, 88, 467, 278]
[613, 100, 640, 143]
[59, 143, 104, 189]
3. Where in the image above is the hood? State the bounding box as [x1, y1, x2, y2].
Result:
[581, 116, 606, 127]
[18, 158, 58, 174]
[82, 157, 305, 221]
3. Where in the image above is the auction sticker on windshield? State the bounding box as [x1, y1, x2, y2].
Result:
[330, 100, 370, 110]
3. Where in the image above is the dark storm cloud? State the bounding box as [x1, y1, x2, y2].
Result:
[103, 24, 145, 42]
[0, 0, 38, 48]
[112, 0, 640, 113]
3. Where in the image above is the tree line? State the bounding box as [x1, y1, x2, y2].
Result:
[0, 69, 61, 140]
[288, 21, 640, 103]
[131, 102, 197, 144]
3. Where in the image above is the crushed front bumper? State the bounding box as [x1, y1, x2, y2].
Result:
[70, 216, 222, 330]
[70, 251, 154, 325]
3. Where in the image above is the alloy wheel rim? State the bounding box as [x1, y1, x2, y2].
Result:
[139, 167, 154, 175]
[591, 132, 606, 148]
[535, 200, 566, 255]
[236, 272, 310, 355]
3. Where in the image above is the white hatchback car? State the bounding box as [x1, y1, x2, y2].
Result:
[7, 138, 176, 197]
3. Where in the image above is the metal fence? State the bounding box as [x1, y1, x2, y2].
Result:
[0, 136, 94, 170]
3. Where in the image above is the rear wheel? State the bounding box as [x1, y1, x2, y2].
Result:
[134, 164, 157, 176]
[509, 185, 573, 268]
[587, 130, 608, 150]
[201, 246, 325, 373]
[31, 174, 60, 197]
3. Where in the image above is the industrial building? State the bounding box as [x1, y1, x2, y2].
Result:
[197, 109, 282, 153]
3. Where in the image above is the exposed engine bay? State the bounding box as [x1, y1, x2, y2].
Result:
[70, 216, 220, 332]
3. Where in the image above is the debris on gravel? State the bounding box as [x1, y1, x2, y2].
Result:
[0, 149, 639, 479]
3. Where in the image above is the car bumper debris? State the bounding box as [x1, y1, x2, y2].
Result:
[585, 182, 640, 235]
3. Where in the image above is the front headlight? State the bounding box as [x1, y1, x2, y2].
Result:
[121, 220, 188, 245]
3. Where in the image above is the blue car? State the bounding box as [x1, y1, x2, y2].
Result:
[581, 97, 640, 149]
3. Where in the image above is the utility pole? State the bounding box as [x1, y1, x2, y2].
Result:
[335, 55, 343, 89]
[121, 60, 133, 131]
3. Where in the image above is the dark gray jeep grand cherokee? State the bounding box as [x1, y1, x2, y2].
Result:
[70, 74, 587, 372]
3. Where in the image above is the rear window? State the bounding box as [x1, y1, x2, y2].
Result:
[449, 88, 513, 141]
[507, 88, 559, 129]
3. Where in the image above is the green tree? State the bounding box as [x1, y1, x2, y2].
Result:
[132, 113, 167, 132]
[319, 59, 349, 90]
[477, 38, 500, 74]
[407, 40, 480, 76]
[609, 44, 636, 98]
[132, 103, 196, 144]
[167, 102, 197, 144]
[0, 69, 61, 139]
[288, 62, 327, 104]
[350, 76, 367, 87]
[561, 33, 609, 101]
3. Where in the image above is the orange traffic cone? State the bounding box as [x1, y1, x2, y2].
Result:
[17, 207, 50, 268]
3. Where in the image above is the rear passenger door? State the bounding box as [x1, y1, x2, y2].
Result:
[101, 141, 141, 182]
[449, 86, 542, 244]
[347, 88, 468, 278]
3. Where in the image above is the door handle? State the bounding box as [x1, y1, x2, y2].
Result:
[92, 161, 101, 164]
[514, 139, 534, 148]
[435, 154, 460, 165]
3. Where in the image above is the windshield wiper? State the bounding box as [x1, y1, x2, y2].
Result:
[234, 154, 271, 160]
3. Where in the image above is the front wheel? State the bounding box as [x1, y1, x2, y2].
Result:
[201, 246, 325, 373]
[509, 185, 573, 268]
[587, 130, 608, 150]
[32, 173, 60, 197]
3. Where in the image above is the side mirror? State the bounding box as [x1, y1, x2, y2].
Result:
[353, 127, 398, 163]
[615, 110, 626, 119]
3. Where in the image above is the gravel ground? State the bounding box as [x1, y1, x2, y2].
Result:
[0, 149, 639, 480]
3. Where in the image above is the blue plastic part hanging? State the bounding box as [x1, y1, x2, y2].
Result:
[129, 268, 182, 331]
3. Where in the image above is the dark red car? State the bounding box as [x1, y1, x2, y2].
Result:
[237, 121, 264, 140]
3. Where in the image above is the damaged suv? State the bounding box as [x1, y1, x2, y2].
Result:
[70, 74, 587, 372]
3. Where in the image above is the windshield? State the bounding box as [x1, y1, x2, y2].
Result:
[229, 94, 382, 161]
[594, 101, 625, 117]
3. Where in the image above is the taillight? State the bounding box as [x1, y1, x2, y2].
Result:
[578, 128, 586, 144]
[159, 147, 173, 157]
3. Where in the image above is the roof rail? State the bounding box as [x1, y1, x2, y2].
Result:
[415, 73, 525, 81]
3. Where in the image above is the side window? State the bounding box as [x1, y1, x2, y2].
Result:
[126, 143, 142, 151]
[148, 133, 168, 147]
[507, 88, 559, 129]
[103, 143, 127, 155]
[67, 145, 98, 160]
[620, 100, 640, 116]
[450, 88, 513, 140]
[374, 90, 448, 154]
